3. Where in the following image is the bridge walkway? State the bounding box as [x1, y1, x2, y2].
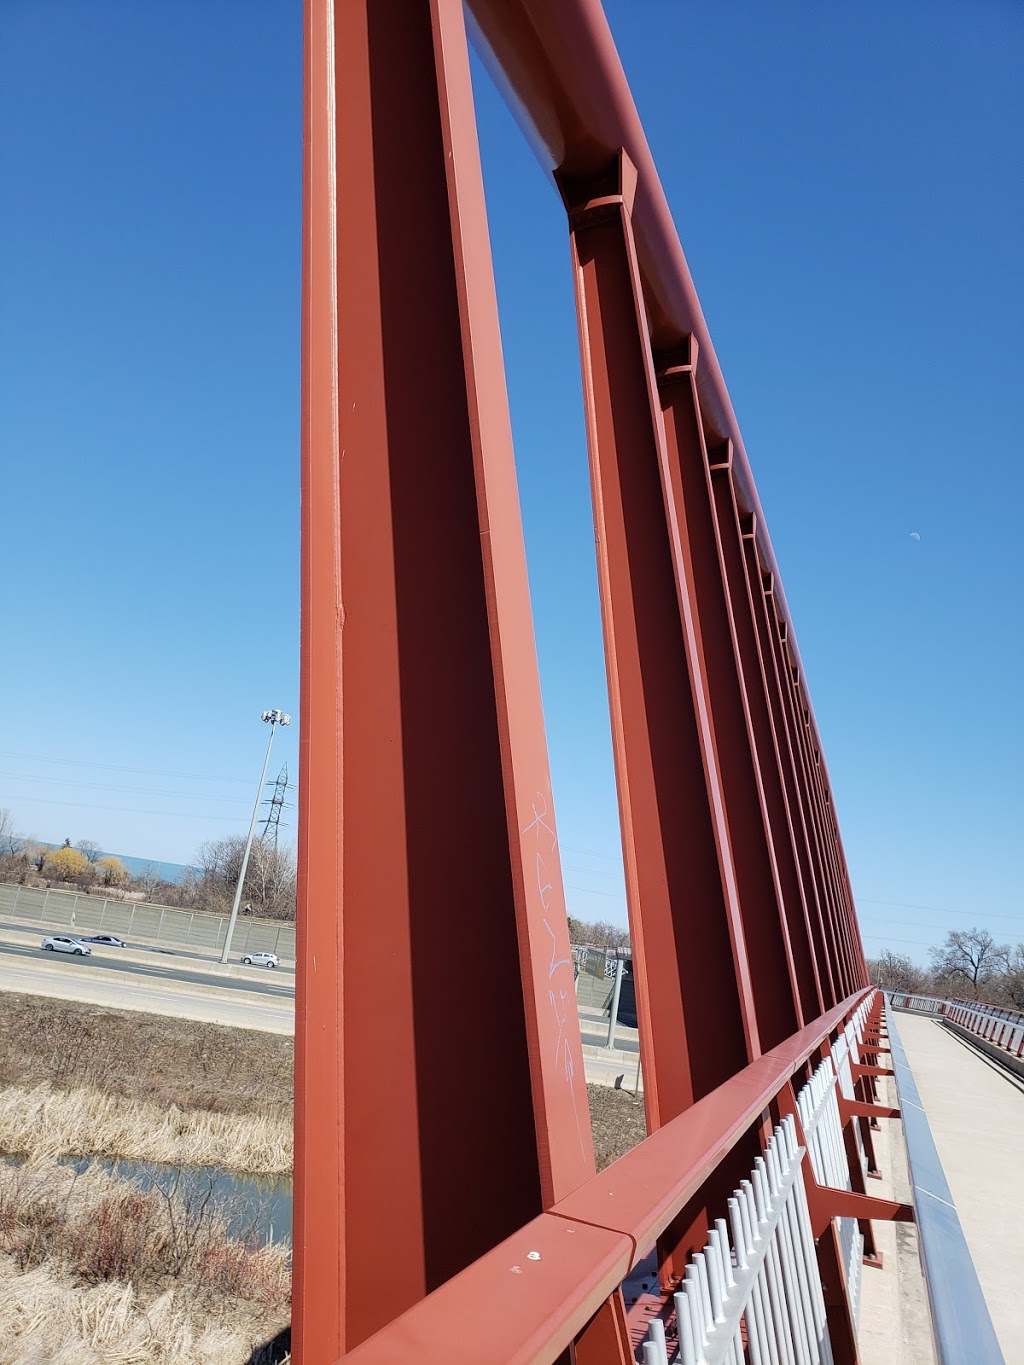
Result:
[895, 1011, 1024, 1362]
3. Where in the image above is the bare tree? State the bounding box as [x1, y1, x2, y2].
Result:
[991, 944, 1024, 1011]
[568, 916, 630, 950]
[76, 840, 102, 865]
[929, 928, 1009, 997]
[866, 949, 925, 993]
[190, 835, 296, 919]
[0, 808, 19, 860]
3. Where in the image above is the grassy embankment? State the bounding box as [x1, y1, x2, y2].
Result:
[0, 992, 293, 1173]
[0, 991, 647, 1362]
[0, 993, 293, 1363]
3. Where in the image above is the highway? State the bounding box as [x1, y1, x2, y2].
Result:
[0, 916, 296, 976]
[0, 939, 295, 1001]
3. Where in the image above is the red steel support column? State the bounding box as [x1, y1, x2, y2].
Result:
[298, 0, 593, 1357]
[812, 763, 857, 994]
[749, 564, 837, 1007]
[707, 462, 823, 1022]
[655, 357, 803, 1050]
[562, 155, 756, 1133]
[776, 635, 851, 998]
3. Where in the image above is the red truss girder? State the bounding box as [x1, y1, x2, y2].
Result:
[297, 0, 869, 1360]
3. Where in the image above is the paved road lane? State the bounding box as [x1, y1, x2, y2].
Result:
[0, 940, 295, 1001]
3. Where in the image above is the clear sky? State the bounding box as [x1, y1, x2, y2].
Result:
[2, 2, 1021, 965]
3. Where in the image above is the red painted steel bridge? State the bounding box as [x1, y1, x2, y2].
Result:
[293, 2, 890, 1361]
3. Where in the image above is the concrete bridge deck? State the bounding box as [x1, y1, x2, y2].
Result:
[885, 1011, 1024, 1363]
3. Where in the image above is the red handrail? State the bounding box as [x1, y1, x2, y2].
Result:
[342, 989, 873, 1363]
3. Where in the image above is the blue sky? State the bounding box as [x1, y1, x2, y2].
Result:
[2, 2, 1021, 964]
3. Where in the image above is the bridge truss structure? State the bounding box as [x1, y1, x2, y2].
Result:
[294, 1, 888, 1361]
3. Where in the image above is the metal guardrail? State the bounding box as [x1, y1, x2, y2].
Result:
[888, 993, 947, 1015]
[945, 1002, 1024, 1061]
[948, 998, 1024, 1028]
[884, 996, 1004, 1364]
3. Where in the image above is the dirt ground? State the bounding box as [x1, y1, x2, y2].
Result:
[0, 992, 293, 1118]
[0, 994, 647, 1169]
[587, 1082, 648, 1170]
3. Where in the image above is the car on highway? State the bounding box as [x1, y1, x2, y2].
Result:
[40, 935, 92, 956]
[241, 951, 279, 969]
[80, 934, 127, 947]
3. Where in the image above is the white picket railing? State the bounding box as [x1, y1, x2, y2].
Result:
[641, 1115, 833, 1365]
[795, 1056, 863, 1328]
[640, 998, 879, 1365]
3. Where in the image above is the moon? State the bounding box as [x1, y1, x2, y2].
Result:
[909, 531, 921, 541]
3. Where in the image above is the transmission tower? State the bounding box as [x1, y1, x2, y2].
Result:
[259, 761, 291, 847]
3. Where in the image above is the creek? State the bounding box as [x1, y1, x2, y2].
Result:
[63, 1155, 293, 1244]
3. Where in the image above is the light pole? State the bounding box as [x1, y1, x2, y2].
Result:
[220, 709, 291, 964]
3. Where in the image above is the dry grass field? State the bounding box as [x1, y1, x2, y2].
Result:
[0, 992, 294, 1118]
[0, 990, 646, 1361]
[0, 1158, 290, 1363]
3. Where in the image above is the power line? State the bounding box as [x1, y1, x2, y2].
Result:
[564, 883, 625, 901]
[561, 843, 623, 864]
[858, 897, 1022, 924]
[0, 771, 253, 803]
[0, 749, 252, 784]
[4, 793, 247, 823]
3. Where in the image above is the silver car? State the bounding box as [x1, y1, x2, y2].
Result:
[241, 951, 279, 969]
[41, 935, 92, 956]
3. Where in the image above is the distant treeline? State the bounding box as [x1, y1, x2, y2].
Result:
[869, 928, 1024, 1011]
[0, 809, 296, 922]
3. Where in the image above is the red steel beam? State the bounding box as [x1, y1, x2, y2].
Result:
[656, 357, 802, 1050]
[744, 552, 835, 1011]
[466, 1, 799, 655]
[708, 466, 823, 1024]
[562, 154, 755, 1142]
[466, 0, 864, 985]
[298, 0, 594, 1357]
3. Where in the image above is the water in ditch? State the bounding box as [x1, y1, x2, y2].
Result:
[61, 1155, 293, 1244]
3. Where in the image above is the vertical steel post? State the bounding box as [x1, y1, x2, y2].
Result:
[708, 463, 823, 1022]
[298, 0, 593, 1356]
[749, 562, 836, 1008]
[656, 349, 802, 1050]
[561, 154, 756, 1148]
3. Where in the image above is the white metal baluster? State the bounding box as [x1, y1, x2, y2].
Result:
[648, 1316, 669, 1365]
[751, 1167, 794, 1365]
[744, 1183, 782, 1365]
[674, 1290, 698, 1365]
[694, 1254, 715, 1358]
[708, 1224, 743, 1365]
[775, 1141, 813, 1365]
[769, 1139, 813, 1365]
[781, 1122, 829, 1350]
[730, 1197, 765, 1365]
[775, 1136, 820, 1363]
[685, 1263, 708, 1361]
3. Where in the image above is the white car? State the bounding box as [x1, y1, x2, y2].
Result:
[41, 935, 92, 956]
[241, 951, 279, 969]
